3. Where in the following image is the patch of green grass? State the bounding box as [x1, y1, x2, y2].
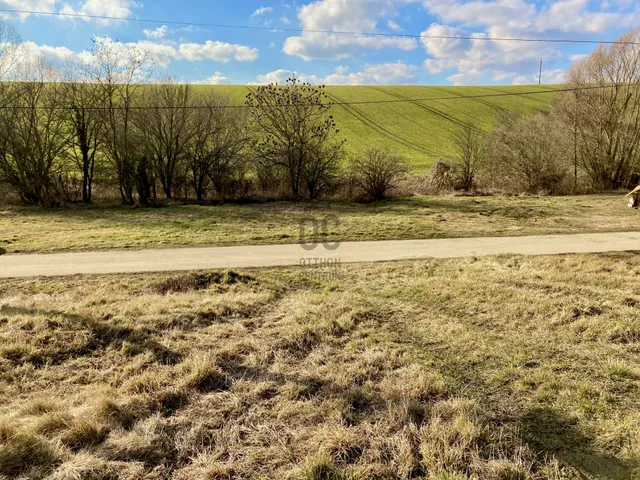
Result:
[0, 254, 639, 478]
[0, 194, 636, 254]
[193, 84, 559, 171]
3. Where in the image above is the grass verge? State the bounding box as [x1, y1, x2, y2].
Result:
[0, 194, 638, 254]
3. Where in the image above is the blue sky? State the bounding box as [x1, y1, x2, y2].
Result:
[2, 0, 639, 85]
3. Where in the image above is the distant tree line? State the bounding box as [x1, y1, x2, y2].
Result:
[0, 24, 408, 206]
[2, 21, 639, 205]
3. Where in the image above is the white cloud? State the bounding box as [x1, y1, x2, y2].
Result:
[0, 0, 56, 20]
[59, 0, 139, 23]
[130, 40, 179, 67]
[178, 41, 259, 62]
[283, 0, 419, 60]
[14, 37, 259, 74]
[190, 72, 230, 85]
[249, 69, 322, 85]
[569, 53, 588, 63]
[281, 15, 291, 25]
[325, 61, 418, 84]
[423, 0, 636, 34]
[285, 33, 416, 60]
[512, 69, 566, 85]
[533, 0, 636, 34]
[421, 0, 638, 84]
[420, 22, 561, 85]
[251, 6, 273, 16]
[423, 0, 535, 31]
[250, 61, 419, 85]
[387, 20, 403, 31]
[143, 25, 168, 39]
[421, 23, 465, 63]
[19, 40, 94, 65]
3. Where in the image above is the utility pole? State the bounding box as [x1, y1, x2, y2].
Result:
[539, 60, 543, 85]
[574, 103, 578, 190]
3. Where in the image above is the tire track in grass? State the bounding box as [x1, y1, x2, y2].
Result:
[479, 85, 557, 108]
[430, 86, 508, 118]
[427, 86, 505, 129]
[325, 91, 439, 156]
[366, 86, 465, 137]
[372, 87, 470, 130]
[326, 91, 434, 155]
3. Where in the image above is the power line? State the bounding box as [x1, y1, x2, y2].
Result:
[0, 84, 614, 110]
[1, 8, 639, 45]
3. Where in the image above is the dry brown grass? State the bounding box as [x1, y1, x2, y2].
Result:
[0, 255, 639, 479]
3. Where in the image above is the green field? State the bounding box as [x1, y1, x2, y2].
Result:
[194, 84, 560, 171]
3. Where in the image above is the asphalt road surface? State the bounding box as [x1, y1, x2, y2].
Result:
[1, 231, 640, 278]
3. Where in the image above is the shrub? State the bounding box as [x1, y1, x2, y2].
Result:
[487, 112, 572, 194]
[350, 146, 410, 200]
[182, 353, 231, 393]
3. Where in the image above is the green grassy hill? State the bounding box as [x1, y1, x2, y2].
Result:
[194, 84, 560, 171]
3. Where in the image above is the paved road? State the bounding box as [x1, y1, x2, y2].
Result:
[1, 231, 640, 278]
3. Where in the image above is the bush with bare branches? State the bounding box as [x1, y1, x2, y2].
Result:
[487, 112, 572, 194]
[92, 38, 155, 205]
[350, 146, 410, 201]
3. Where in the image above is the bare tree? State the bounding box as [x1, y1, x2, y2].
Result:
[0, 61, 71, 205]
[0, 20, 23, 81]
[452, 121, 486, 191]
[60, 62, 106, 203]
[245, 78, 344, 199]
[92, 38, 154, 204]
[0, 20, 23, 121]
[350, 146, 409, 200]
[557, 27, 640, 189]
[188, 93, 251, 201]
[134, 79, 196, 199]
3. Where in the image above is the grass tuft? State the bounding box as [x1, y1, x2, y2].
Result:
[0, 427, 63, 478]
[61, 419, 109, 451]
[301, 453, 352, 480]
[183, 354, 231, 393]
